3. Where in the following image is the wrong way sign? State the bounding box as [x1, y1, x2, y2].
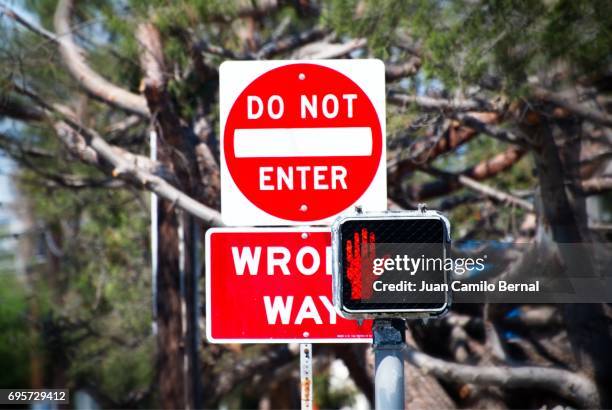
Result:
[220, 60, 386, 226]
[205, 227, 372, 343]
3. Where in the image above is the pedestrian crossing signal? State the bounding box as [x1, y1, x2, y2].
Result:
[331, 211, 451, 318]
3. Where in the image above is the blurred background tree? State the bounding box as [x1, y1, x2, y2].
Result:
[0, 0, 610, 408]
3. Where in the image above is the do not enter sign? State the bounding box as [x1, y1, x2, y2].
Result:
[220, 60, 386, 226]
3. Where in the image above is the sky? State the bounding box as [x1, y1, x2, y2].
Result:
[0, 120, 25, 274]
[0, 1, 34, 235]
[0, 146, 18, 229]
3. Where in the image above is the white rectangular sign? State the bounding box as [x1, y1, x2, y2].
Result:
[234, 127, 373, 158]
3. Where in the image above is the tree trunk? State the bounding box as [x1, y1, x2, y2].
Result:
[156, 199, 199, 409]
[530, 118, 612, 407]
[157, 199, 186, 409]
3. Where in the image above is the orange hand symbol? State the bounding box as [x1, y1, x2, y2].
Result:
[345, 228, 376, 300]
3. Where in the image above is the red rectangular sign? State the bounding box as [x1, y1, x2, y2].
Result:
[205, 227, 372, 343]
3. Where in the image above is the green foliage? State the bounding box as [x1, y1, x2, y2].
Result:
[324, 0, 612, 91]
[0, 273, 33, 388]
[10, 171, 154, 403]
[70, 337, 155, 404]
[322, 0, 408, 57]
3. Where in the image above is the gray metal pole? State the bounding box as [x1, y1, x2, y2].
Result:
[373, 319, 406, 410]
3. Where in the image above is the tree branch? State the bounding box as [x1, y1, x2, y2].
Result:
[193, 116, 221, 209]
[0, 132, 116, 191]
[0, 4, 57, 44]
[0, 95, 46, 122]
[25, 168, 125, 190]
[403, 345, 599, 408]
[0, 132, 55, 158]
[53, 0, 149, 116]
[456, 173, 534, 211]
[439, 193, 483, 211]
[456, 113, 528, 146]
[407, 146, 527, 201]
[207, 0, 287, 23]
[502, 306, 562, 329]
[137, 22, 222, 212]
[139, 23, 221, 212]
[193, 40, 245, 60]
[577, 176, 612, 196]
[386, 58, 422, 81]
[294, 38, 367, 59]
[14, 84, 223, 226]
[388, 91, 497, 112]
[255, 27, 328, 59]
[388, 112, 500, 174]
[532, 86, 612, 128]
[61, 120, 224, 226]
[415, 164, 533, 211]
[105, 115, 141, 135]
[136, 23, 181, 144]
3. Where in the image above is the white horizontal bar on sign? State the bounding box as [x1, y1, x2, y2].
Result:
[233, 127, 372, 158]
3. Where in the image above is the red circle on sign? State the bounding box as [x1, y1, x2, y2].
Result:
[224, 63, 382, 222]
